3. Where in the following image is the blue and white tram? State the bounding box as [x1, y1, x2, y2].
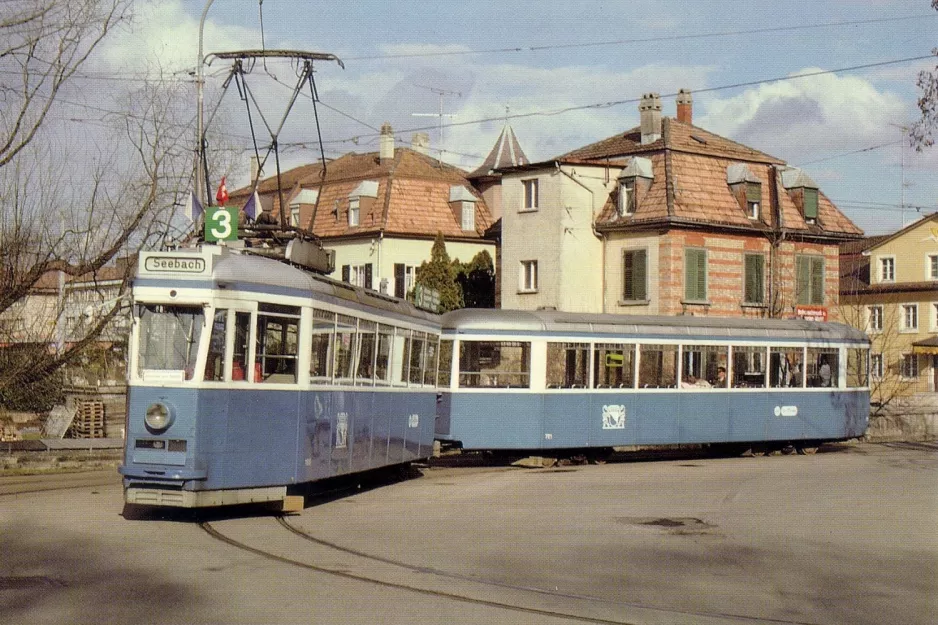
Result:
[435, 309, 870, 456]
[120, 246, 441, 507]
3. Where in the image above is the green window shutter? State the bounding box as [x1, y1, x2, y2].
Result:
[803, 188, 818, 219]
[746, 182, 762, 202]
[745, 254, 764, 303]
[633, 250, 647, 301]
[685, 249, 706, 301]
[810, 257, 824, 304]
[795, 256, 809, 304]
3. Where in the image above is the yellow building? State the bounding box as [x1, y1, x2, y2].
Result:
[841, 213, 938, 402]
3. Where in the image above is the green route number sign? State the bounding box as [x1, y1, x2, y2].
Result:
[205, 206, 238, 242]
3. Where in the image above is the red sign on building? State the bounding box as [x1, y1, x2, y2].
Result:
[795, 306, 828, 322]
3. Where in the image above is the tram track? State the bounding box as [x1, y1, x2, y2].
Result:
[200, 515, 829, 625]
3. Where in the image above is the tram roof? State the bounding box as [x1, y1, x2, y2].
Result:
[441, 308, 868, 343]
[211, 251, 440, 324]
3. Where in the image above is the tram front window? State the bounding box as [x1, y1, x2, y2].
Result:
[137, 304, 205, 380]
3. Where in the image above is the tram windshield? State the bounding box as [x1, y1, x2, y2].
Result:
[137, 304, 205, 380]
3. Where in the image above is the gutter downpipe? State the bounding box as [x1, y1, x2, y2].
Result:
[195, 0, 216, 207]
[556, 162, 605, 313]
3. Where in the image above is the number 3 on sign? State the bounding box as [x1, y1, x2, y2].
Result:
[205, 206, 238, 242]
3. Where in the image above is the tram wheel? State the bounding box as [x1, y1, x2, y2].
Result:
[796, 444, 819, 455]
[747, 445, 766, 457]
[780, 444, 796, 455]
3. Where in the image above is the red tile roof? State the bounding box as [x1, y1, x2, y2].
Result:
[231, 148, 493, 241]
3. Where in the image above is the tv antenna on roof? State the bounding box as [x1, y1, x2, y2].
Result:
[411, 84, 460, 163]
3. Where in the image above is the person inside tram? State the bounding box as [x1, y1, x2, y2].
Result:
[818, 356, 832, 387]
[712, 366, 727, 387]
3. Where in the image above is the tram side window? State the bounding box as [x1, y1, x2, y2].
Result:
[732, 346, 766, 388]
[847, 348, 869, 388]
[255, 304, 300, 383]
[546, 342, 590, 388]
[334, 314, 358, 382]
[423, 336, 439, 386]
[204, 309, 227, 382]
[592, 343, 634, 388]
[409, 332, 427, 385]
[638, 344, 677, 388]
[437, 340, 453, 387]
[770, 347, 804, 388]
[356, 320, 376, 385]
[232, 312, 250, 380]
[137, 304, 205, 380]
[682, 345, 727, 388]
[807, 347, 839, 388]
[374, 325, 393, 385]
[459, 341, 530, 388]
[310, 309, 335, 383]
[392, 329, 412, 386]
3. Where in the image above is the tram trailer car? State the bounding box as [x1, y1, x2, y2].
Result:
[120, 247, 441, 508]
[435, 309, 870, 458]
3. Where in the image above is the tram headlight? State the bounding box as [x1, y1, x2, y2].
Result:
[144, 402, 174, 432]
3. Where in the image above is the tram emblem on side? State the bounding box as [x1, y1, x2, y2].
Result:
[335, 412, 349, 449]
[602, 405, 626, 430]
[407, 414, 419, 428]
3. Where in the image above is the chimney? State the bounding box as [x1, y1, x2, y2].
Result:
[379, 122, 394, 162]
[250, 156, 263, 183]
[411, 132, 430, 155]
[676, 89, 693, 125]
[639, 93, 662, 145]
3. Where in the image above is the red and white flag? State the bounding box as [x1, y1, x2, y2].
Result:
[215, 176, 229, 206]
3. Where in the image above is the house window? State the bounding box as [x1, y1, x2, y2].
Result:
[622, 249, 647, 301]
[870, 353, 884, 379]
[880, 256, 895, 282]
[342, 264, 373, 290]
[520, 260, 538, 292]
[348, 198, 360, 227]
[618, 179, 635, 216]
[746, 182, 761, 219]
[803, 188, 819, 221]
[867, 305, 883, 333]
[901, 354, 919, 379]
[743, 254, 765, 304]
[902, 304, 918, 331]
[932, 302, 938, 331]
[684, 248, 707, 302]
[394, 264, 416, 299]
[290, 207, 300, 228]
[929, 254, 938, 280]
[522, 179, 539, 211]
[795, 255, 824, 305]
[461, 201, 475, 231]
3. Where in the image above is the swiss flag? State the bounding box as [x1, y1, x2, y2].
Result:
[215, 176, 229, 206]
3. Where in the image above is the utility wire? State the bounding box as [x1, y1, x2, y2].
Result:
[345, 14, 938, 60]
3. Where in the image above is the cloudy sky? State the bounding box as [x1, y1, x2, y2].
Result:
[89, 0, 938, 235]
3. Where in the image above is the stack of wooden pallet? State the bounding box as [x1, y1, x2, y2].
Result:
[69, 401, 106, 439]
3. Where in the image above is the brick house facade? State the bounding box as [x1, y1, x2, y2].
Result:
[498, 90, 863, 317]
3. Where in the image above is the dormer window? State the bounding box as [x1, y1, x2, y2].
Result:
[746, 182, 761, 220]
[618, 178, 635, 216]
[461, 202, 475, 230]
[803, 187, 818, 222]
[781, 167, 820, 224]
[348, 197, 360, 227]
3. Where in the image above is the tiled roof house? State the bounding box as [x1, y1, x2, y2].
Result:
[230, 124, 495, 298]
[498, 89, 864, 318]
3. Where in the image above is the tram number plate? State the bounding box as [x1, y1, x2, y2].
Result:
[774, 405, 798, 417]
[205, 206, 239, 242]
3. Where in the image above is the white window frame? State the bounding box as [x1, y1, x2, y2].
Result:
[461, 201, 475, 231]
[348, 197, 360, 227]
[931, 302, 938, 332]
[870, 353, 884, 380]
[351, 265, 367, 287]
[928, 254, 938, 281]
[747, 200, 760, 220]
[618, 179, 635, 216]
[521, 179, 539, 212]
[901, 303, 918, 332]
[520, 260, 538, 293]
[867, 305, 884, 333]
[879, 255, 895, 283]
